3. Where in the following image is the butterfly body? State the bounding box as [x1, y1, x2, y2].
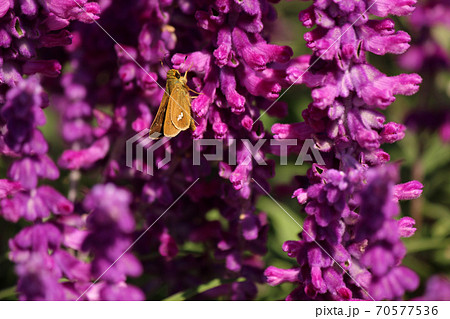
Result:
[149, 69, 196, 139]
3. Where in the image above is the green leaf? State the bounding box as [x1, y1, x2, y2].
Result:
[433, 248, 450, 266]
[422, 200, 450, 220]
[432, 217, 450, 238]
[402, 255, 434, 279]
[398, 133, 419, 166]
[404, 238, 450, 253]
[422, 134, 450, 175]
[15, 20, 23, 37]
[257, 196, 303, 252]
[163, 277, 246, 301]
[0, 286, 17, 300]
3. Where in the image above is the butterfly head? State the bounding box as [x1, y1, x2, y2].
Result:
[167, 69, 181, 79]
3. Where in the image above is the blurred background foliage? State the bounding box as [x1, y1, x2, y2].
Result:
[1, 1, 449, 300]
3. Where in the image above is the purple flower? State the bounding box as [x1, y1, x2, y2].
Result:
[0, 0, 435, 302]
[58, 137, 110, 170]
[1, 185, 72, 222]
[265, 266, 300, 286]
[9, 222, 89, 300]
[399, 0, 450, 144]
[414, 276, 450, 301]
[41, 0, 101, 23]
[393, 181, 424, 201]
[81, 183, 144, 300]
[265, 0, 423, 300]
[1, 76, 48, 155]
[76, 0, 293, 300]
[0, 0, 101, 301]
[398, 217, 417, 238]
[8, 155, 59, 190]
[400, 0, 450, 69]
[159, 228, 179, 260]
[0, 179, 21, 199]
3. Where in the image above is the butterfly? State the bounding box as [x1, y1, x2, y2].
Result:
[149, 69, 197, 139]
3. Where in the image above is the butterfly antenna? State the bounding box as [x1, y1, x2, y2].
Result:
[160, 60, 168, 73]
[183, 63, 194, 80]
[160, 54, 172, 72]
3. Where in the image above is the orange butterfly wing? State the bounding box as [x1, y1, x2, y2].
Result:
[169, 84, 192, 131]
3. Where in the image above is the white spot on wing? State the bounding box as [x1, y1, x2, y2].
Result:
[177, 112, 184, 121]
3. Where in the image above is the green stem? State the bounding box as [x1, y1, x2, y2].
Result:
[163, 277, 246, 301]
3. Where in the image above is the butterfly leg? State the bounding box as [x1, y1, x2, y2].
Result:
[188, 88, 202, 95]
